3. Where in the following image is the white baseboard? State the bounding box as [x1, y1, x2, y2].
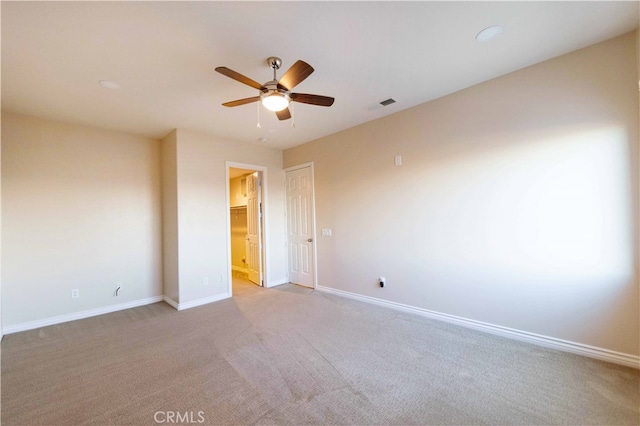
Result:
[2, 292, 232, 335]
[2, 296, 164, 335]
[266, 279, 289, 288]
[232, 265, 248, 274]
[316, 285, 640, 369]
[164, 293, 231, 311]
[163, 296, 179, 310]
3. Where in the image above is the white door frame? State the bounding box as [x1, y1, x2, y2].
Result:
[226, 161, 269, 293]
[284, 162, 318, 289]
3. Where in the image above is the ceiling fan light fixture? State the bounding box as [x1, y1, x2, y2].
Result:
[261, 92, 290, 112]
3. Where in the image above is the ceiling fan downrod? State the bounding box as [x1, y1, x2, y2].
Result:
[267, 56, 282, 81]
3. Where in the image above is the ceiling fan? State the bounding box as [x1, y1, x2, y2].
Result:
[215, 57, 334, 121]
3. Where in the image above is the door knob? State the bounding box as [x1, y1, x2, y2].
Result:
[307, 238, 313, 243]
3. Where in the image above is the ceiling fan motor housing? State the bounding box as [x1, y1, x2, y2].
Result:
[267, 57, 282, 70]
[262, 80, 288, 95]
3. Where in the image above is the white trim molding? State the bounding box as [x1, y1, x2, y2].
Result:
[231, 265, 249, 275]
[164, 292, 230, 311]
[265, 279, 289, 288]
[163, 296, 179, 310]
[2, 296, 164, 335]
[1, 291, 235, 335]
[316, 285, 640, 369]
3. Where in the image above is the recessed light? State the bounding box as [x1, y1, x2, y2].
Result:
[475, 25, 503, 43]
[99, 80, 120, 89]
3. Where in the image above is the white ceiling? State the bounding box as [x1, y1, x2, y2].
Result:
[2, 1, 638, 150]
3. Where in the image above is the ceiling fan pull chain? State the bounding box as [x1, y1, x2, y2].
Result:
[291, 102, 295, 128]
[256, 100, 262, 128]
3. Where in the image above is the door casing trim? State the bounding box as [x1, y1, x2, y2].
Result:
[226, 161, 269, 292]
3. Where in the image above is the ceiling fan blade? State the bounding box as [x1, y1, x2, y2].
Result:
[215, 67, 265, 91]
[278, 60, 314, 91]
[276, 108, 292, 121]
[290, 93, 335, 107]
[222, 96, 260, 107]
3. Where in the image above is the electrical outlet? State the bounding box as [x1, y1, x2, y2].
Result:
[71, 289, 80, 299]
[203, 277, 209, 286]
[379, 277, 386, 288]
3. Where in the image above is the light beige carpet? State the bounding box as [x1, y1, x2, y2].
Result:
[2, 279, 639, 425]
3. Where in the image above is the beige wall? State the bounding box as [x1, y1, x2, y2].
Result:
[1, 112, 163, 327]
[284, 32, 639, 356]
[1, 115, 287, 325]
[637, 29, 640, 338]
[0, 115, 3, 336]
[161, 130, 179, 302]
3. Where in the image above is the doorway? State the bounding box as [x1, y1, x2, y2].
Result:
[227, 163, 267, 295]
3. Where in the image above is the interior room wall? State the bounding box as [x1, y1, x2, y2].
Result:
[284, 32, 639, 357]
[161, 130, 179, 303]
[229, 175, 248, 207]
[1, 112, 163, 329]
[229, 175, 248, 272]
[0, 116, 3, 337]
[230, 208, 248, 271]
[636, 28, 640, 339]
[171, 129, 286, 305]
[636, 29, 640, 332]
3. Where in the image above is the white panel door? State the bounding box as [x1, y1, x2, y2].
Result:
[246, 172, 263, 285]
[286, 167, 315, 288]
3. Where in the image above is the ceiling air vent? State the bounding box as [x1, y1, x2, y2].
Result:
[366, 98, 397, 111]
